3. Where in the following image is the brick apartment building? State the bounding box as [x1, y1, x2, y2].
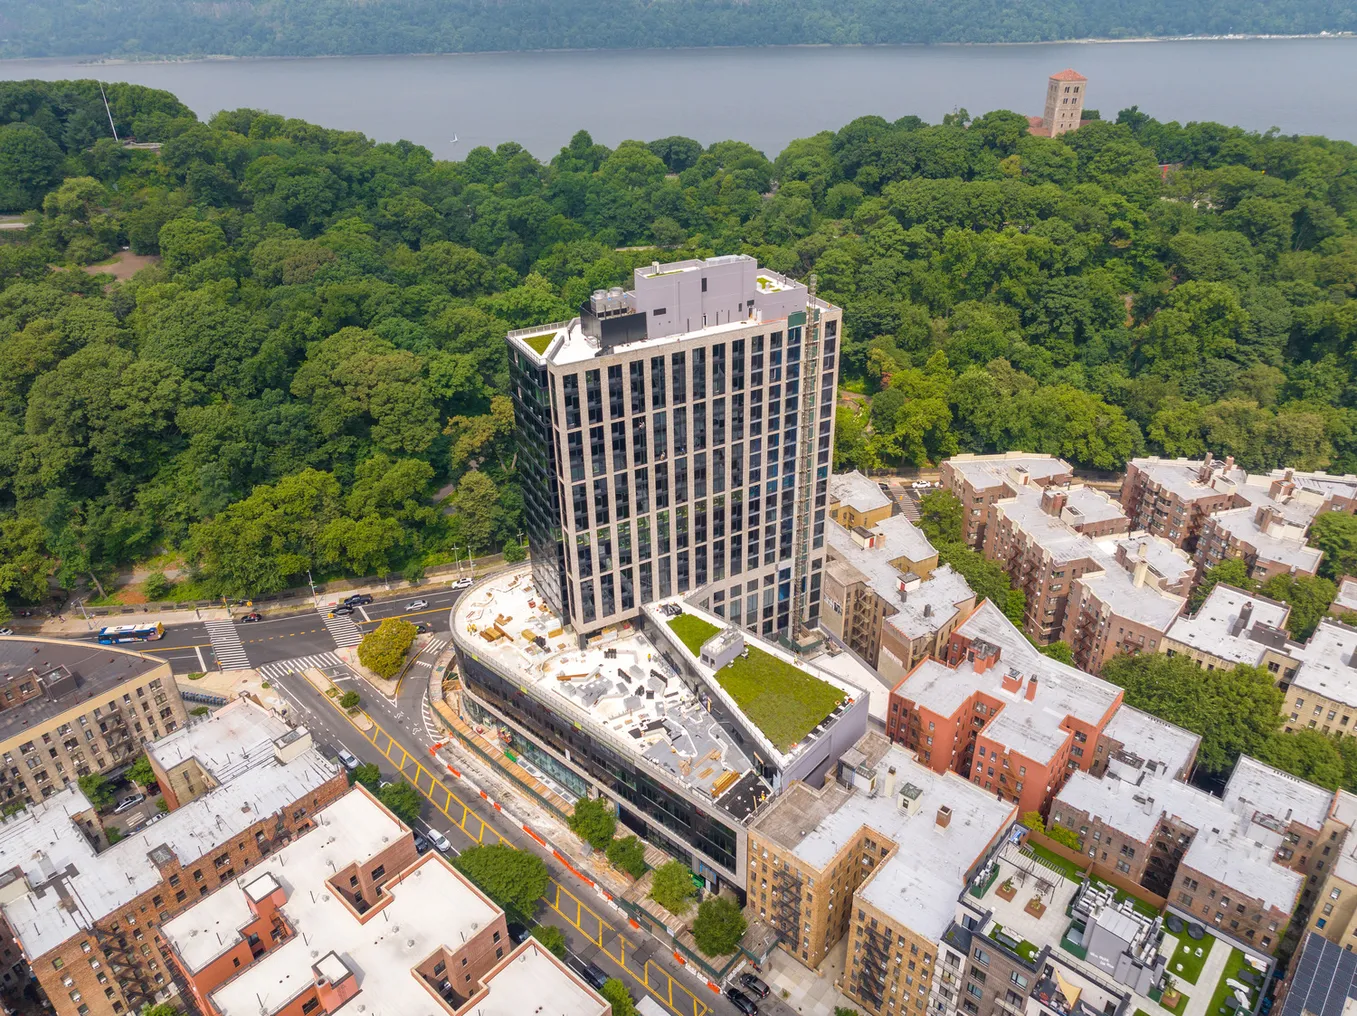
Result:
[1063, 535, 1193, 674]
[887, 600, 1123, 816]
[1053, 754, 1341, 954]
[1120, 455, 1247, 552]
[1302, 792, 1357, 947]
[821, 509, 976, 682]
[0, 699, 346, 1016]
[746, 731, 1014, 1016]
[982, 484, 1130, 644]
[939, 453, 1073, 548]
[829, 470, 894, 530]
[161, 786, 608, 1016]
[0, 638, 189, 811]
[1162, 583, 1302, 678]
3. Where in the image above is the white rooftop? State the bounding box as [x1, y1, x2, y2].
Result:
[830, 470, 892, 515]
[0, 703, 337, 959]
[992, 486, 1126, 563]
[756, 738, 1015, 940]
[1105, 534, 1196, 588]
[825, 515, 973, 641]
[150, 696, 301, 777]
[1055, 753, 1330, 914]
[1291, 618, 1357, 707]
[1268, 469, 1357, 502]
[161, 790, 604, 1016]
[946, 453, 1072, 492]
[1129, 457, 1248, 503]
[1101, 705, 1200, 779]
[1335, 578, 1357, 615]
[898, 601, 1120, 764]
[1164, 584, 1299, 665]
[1076, 565, 1186, 631]
[474, 942, 609, 1016]
[1206, 505, 1323, 572]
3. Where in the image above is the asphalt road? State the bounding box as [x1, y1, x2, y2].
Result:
[82, 586, 471, 673]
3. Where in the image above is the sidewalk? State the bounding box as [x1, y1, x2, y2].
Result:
[21, 555, 524, 638]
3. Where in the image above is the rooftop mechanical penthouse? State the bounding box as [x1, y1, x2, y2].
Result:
[507, 254, 843, 641]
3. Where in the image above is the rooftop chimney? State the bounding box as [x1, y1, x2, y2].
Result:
[1041, 488, 1069, 517]
[884, 766, 897, 801]
[1025, 676, 1039, 702]
[936, 805, 953, 829]
[1224, 455, 1235, 471]
[1198, 453, 1215, 482]
[1231, 602, 1254, 637]
[1132, 543, 1150, 589]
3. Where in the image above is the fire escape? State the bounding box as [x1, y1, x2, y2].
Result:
[852, 923, 892, 1010]
[790, 276, 824, 640]
[770, 865, 804, 949]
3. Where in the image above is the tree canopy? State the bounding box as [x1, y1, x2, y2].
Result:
[4, 80, 1357, 620]
[451, 844, 548, 918]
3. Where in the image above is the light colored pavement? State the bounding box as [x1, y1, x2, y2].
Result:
[203, 618, 250, 669]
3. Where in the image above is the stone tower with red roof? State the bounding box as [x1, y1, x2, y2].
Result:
[1035, 68, 1087, 136]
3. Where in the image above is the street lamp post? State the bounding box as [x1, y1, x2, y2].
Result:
[450, 546, 461, 579]
[307, 569, 318, 608]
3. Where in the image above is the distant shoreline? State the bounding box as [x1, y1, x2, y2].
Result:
[1, 32, 1353, 67]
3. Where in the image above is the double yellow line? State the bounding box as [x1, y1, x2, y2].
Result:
[331, 705, 712, 1016]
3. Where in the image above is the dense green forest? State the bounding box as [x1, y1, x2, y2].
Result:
[1, 0, 1355, 58]
[0, 78, 1356, 610]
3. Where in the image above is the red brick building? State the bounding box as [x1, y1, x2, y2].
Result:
[887, 600, 1122, 816]
[161, 786, 608, 1016]
[939, 453, 1073, 548]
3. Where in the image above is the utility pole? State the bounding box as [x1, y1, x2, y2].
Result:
[306, 570, 318, 608]
[450, 546, 461, 578]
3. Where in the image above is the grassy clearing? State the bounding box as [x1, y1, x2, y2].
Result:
[1204, 947, 1257, 1016]
[1167, 931, 1215, 985]
[523, 330, 555, 354]
[666, 614, 844, 752]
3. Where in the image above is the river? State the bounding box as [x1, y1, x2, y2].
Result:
[2, 38, 1355, 157]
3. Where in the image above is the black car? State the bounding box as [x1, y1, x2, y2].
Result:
[506, 922, 530, 945]
[331, 604, 355, 616]
[345, 593, 373, 606]
[725, 987, 758, 1015]
[414, 622, 430, 634]
[240, 612, 263, 623]
[739, 972, 770, 998]
[568, 957, 609, 991]
[412, 832, 431, 854]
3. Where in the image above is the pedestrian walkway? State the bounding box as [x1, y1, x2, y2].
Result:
[258, 652, 345, 682]
[320, 609, 363, 648]
[203, 619, 250, 670]
[424, 636, 449, 654]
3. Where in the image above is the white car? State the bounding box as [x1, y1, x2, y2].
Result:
[113, 793, 145, 814]
[405, 599, 429, 611]
[427, 828, 453, 854]
[451, 578, 473, 590]
[337, 748, 360, 770]
[0, 628, 12, 636]
[911, 480, 933, 490]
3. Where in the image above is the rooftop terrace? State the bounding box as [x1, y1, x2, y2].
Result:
[452, 569, 775, 816]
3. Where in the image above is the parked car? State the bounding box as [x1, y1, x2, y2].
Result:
[405, 599, 429, 611]
[451, 577, 473, 590]
[0, 628, 12, 636]
[412, 832, 432, 854]
[725, 987, 758, 1015]
[427, 828, 453, 854]
[568, 956, 609, 991]
[911, 479, 933, 489]
[739, 972, 770, 998]
[337, 748, 360, 770]
[113, 793, 145, 814]
[507, 922, 530, 945]
[344, 593, 374, 606]
[240, 612, 263, 623]
[331, 604, 355, 616]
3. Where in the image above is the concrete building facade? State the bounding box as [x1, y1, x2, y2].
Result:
[830, 470, 894, 530]
[509, 254, 842, 641]
[0, 638, 188, 811]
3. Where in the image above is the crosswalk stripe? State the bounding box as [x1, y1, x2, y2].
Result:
[203, 619, 251, 670]
[424, 637, 449, 654]
[319, 609, 363, 648]
[257, 652, 344, 681]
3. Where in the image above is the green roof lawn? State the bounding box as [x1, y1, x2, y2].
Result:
[666, 614, 844, 753]
[523, 331, 555, 355]
[1167, 930, 1215, 985]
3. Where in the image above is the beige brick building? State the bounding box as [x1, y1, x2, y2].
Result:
[1038, 69, 1087, 136]
[746, 732, 1014, 1016]
[1161, 583, 1303, 678]
[0, 699, 347, 1016]
[830, 470, 894, 530]
[821, 510, 975, 681]
[0, 638, 188, 810]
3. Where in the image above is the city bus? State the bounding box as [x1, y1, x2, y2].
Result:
[96, 622, 165, 645]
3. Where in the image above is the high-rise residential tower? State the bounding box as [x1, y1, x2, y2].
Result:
[507, 255, 842, 640]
